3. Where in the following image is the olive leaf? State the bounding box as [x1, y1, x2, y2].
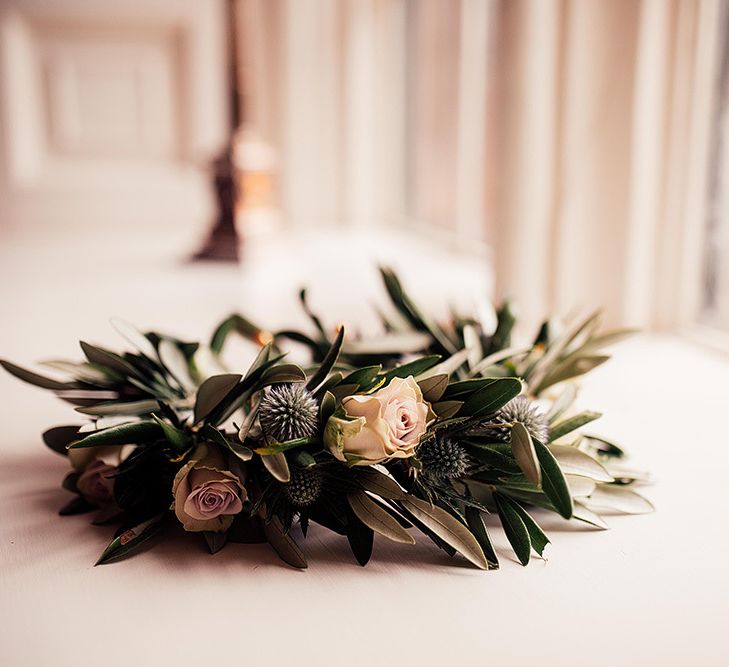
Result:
[510, 422, 541, 486]
[549, 411, 602, 442]
[348, 491, 415, 545]
[95, 513, 166, 565]
[193, 373, 242, 424]
[399, 495, 488, 570]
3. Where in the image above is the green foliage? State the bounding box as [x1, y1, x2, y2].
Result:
[1, 268, 650, 571]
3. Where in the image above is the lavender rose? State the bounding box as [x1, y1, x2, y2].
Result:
[172, 445, 246, 532]
[76, 458, 116, 505]
[324, 375, 432, 465]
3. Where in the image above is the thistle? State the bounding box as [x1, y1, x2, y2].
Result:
[284, 467, 323, 507]
[418, 436, 470, 480]
[491, 396, 549, 443]
[259, 383, 319, 442]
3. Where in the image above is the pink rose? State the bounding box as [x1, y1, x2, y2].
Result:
[77, 458, 116, 505]
[172, 445, 247, 532]
[324, 376, 431, 465]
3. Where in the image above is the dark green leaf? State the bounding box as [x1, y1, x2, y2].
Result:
[383, 355, 441, 382]
[494, 492, 531, 565]
[151, 414, 191, 450]
[0, 359, 79, 391]
[464, 506, 499, 569]
[76, 399, 160, 417]
[460, 378, 523, 416]
[306, 326, 345, 392]
[346, 512, 374, 567]
[500, 494, 550, 556]
[69, 421, 162, 449]
[341, 365, 382, 389]
[261, 363, 306, 385]
[210, 313, 267, 355]
[193, 373, 242, 424]
[42, 425, 82, 455]
[534, 440, 573, 519]
[417, 373, 449, 402]
[204, 531, 228, 554]
[262, 513, 307, 568]
[549, 411, 602, 442]
[431, 400, 463, 419]
[463, 442, 521, 474]
[95, 513, 166, 565]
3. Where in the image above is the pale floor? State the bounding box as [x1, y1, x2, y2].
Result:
[1, 225, 728, 667]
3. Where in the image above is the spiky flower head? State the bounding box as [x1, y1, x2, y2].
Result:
[418, 436, 470, 480]
[259, 383, 319, 442]
[284, 466, 323, 507]
[492, 396, 549, 443]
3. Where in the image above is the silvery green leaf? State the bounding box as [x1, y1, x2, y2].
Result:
[583, 485, 654, 514]
[399, 495, 488, 570]
[76, 399, 160, 416]
[466, 346, 531, 379]
[0, 359, 79, 391]
[463, 324, 483, 371]
[572, 501, 609, 529]
[356, 468, 405, 499]
[549, 444, 613, 482]
[110, 318, 158, 359]
[418, 349, 470, 380]
[348, 491, 415, 544]
[40, 360, 109, 384]
[261, 363, 306, 385]
[263, 512, 307, 568]
[602, 464, 651, 483]
[261, 452, 290, 482]
[536, 355, 610, 394]
[564, 474, 596, 498]
[510, 422, 541, 486]
[527, 311, 602, 387]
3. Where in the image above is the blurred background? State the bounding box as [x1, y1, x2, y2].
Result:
[1, 0, 728, 358]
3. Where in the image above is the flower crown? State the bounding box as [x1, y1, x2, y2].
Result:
[1, 268, 652, 569]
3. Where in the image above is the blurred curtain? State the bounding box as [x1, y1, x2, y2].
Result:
[240, 0, 495, 243]
[493, 0, 723, 331]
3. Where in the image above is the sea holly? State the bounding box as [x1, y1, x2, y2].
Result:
[1, 268, 652, 570]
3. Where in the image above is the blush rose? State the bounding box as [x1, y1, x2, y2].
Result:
[76, 458, 116, 505]
[324, 375, 432, 465]
[172, 445, 247, 532]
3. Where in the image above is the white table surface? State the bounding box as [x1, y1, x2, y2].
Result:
[1, 228, 727, 667]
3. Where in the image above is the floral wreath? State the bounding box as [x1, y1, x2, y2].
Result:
[1, 268, 652, 569]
